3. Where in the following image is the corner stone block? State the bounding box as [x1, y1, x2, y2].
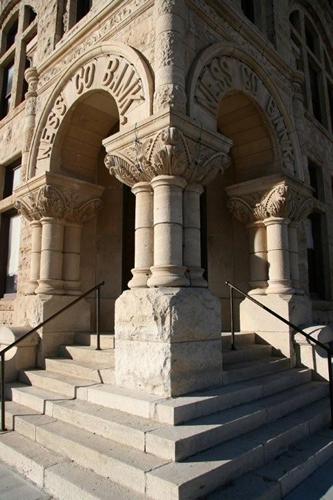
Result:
[115, 288, 223, 397]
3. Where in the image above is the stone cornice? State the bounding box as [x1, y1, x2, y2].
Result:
[103, 112, 232, 187]
[187, 0, 300, 84]
[36, 0, 154, 92]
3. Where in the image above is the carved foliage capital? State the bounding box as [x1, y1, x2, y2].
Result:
[16, 185, 102, 224]
[228, 182, 314, 224]
[105, 125, 231, 187]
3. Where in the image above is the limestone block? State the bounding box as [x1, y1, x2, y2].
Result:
[115, 288, 222, 397]
[0, 326, 39, 382]
[240, 294, 312, 357]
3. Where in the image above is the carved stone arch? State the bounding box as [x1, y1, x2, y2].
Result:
[187, 43, 303, 179]
[28, 42, 154, 178]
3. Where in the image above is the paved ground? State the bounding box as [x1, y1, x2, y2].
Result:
[0, 460, 50, 500]
[285, 457, 333, 499]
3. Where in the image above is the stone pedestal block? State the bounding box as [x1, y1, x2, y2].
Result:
[0, 326, 39, 382]
[115, 288, 222, 397]
[240, 293, 312, 358]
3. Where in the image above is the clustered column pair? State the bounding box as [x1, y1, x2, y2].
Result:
[129, 176, 205, 290]
[231, 183, 312, 296]
[29, 216, 82, 295]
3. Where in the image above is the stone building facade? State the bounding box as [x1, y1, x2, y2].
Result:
[0, 0, 332, 498]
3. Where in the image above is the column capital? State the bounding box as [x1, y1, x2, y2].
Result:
[15, 174, 104, 224]
[104, 117, 232, 188]
[227, 178, 313, 224]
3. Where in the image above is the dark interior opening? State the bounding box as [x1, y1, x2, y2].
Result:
[121, 184, 135, 291]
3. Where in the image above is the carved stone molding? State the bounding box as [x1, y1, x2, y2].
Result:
[228, 181, 314, 224]
[105, 125, 231, 187]
[16, 184, 102, 224]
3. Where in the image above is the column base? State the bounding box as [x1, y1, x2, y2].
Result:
[248, 281, 267, 296]
[266, 280, 294, 295]
[36, 279, 64, 295]
[64, 281, 82, 296]
[188, 267, 207, 288]
[128, 268, 150, 288]
[115, 287, 222, 397]
[147, 266, 189, 287]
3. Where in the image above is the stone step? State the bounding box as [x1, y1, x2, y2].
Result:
[223, 356, 290, 385]
[13, 414, 169, 494]
[223, 344, 273, 365]
[59, 344, 115, 365]
[145, 399, 332, 499]
[47, 398, 164, 452]
[0, 431, 67, 488]
[208, 429, 333, 499]
[221, 331, 255, 349]
[44, 461, 144, 500]
[145, 383, 329, 461]
[3, 401, 39, 430]
[6, 384, 71, 413]
[19, 369, 99, 398]
[74, 332, 115, 349]
[45, 357, 115, 383]
[85, 362, 298, 425]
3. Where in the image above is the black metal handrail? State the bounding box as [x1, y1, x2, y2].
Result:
[225, 280, 333, 429]
[0, 281, 105, 431]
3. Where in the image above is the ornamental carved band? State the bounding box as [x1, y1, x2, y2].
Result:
[15, 185, 101, 223]
[228, 182, 313, 224]
[105, 126, 231, 187]
[37, 53, 145, 161]
[194, 55, 295, 174]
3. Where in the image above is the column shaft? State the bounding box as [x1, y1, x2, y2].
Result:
[63, 223, 82, 295]
[289, 223, 302, 292]
[129, 182, 153, 288]
[247, 221, 267, 294]
[37, 217, 64, 294]
[265, 217, 293, 294]
[29, 220, 42, 293]
[148, 175, 188, 287]
[183, 184, 206, 287]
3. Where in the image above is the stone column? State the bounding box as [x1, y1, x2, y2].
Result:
[128, 182, 153, 288]
[288, 223, 301, 292]
[36, 217, 65, 295]
[22, 67, 38, 181]
[63, 222, 82, 295]
[247, 221, 267, 294]
[183, 183, 206, 287]
[104, 121, 232, 397]
[29, 220, 42, 293]
[148, 175, 189, 287]
[264, 217, 292, 294]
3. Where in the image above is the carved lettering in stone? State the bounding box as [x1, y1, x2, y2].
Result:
[74, 62, 96, 94]
[37, 94, 67, 160]
[241, 64, 258, 96]
[102, 56, 144, 124]
[196, 58, 232, 113]
[266, 96, 295, 172]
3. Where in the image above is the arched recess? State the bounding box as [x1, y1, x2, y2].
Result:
[27, 42, 154, 179]
[187, 43, 303, 180]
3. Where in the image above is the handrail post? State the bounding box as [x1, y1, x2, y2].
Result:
[1, 352, 6, 432]
[229, 286, 236, 350]
[96, 285, 101, 351]
[328, 352, 333, 429]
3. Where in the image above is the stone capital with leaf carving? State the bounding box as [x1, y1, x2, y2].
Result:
[15, 173, 104, 224]
[227, 177, 313, 225]
[103, 116, 232, 188]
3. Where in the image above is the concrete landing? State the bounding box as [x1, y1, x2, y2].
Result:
[0, 459, 49, 499]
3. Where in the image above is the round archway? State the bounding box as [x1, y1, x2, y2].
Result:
[50, 89, 134, 332]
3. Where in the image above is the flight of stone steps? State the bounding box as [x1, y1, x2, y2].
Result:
[0, 331, 332, 499]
